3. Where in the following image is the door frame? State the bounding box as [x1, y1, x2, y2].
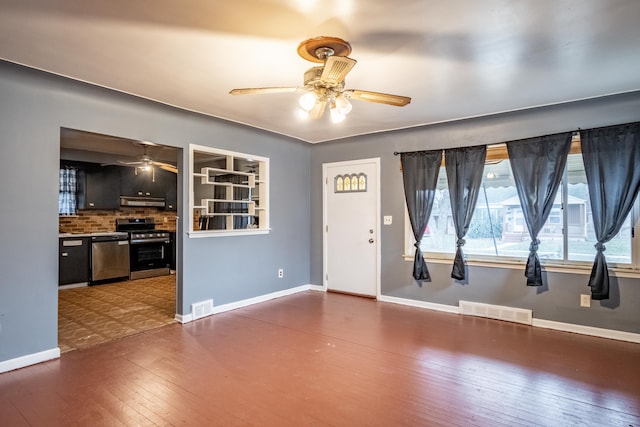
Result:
[322, 157, 381, 298]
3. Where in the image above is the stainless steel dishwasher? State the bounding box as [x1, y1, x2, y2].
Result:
[91, 233, 130, 283]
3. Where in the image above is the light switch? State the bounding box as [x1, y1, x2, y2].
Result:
[383, 216, 393, 225]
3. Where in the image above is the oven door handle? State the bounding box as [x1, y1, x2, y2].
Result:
[130, 237, 171, 244]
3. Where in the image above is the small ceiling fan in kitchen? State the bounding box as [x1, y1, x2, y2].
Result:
[229, 36, 411, 123]
[117, 144, 178, 174]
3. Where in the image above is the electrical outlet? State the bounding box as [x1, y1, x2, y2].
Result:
[383, 216, 393, 225]
[580, 294, 591, 308]
[278, 268, 284, 278]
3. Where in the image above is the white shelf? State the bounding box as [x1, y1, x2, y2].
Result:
[201, 167, 254, 177]
[189, 145, 268, 235]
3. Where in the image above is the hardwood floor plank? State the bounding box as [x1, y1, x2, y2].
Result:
[2, 291, 639, 426]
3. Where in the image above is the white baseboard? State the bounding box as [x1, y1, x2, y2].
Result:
[175, 313, 192, 323]
[176, 284, 320, 324]
[378, 295, 460, 314]
[0, 347, 60, 374]
[532, 318, 640, 344]
[377, 295, 640, 344]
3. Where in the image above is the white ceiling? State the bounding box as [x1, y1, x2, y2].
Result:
[2, 0, 640, 144]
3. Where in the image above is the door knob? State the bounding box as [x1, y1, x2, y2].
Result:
[369, 238, 374, 244]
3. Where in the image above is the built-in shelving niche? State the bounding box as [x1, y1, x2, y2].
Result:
[189, 144, 269, 237]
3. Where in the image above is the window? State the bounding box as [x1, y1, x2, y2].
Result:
[59, 167, 77, 216]
[189, 145, 269, 237]
[407, 141, 639, 270]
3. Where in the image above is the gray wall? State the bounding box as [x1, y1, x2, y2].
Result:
[0, 61, 310, 362]
[310, 91, 640, 334]
[1, 56, 638, 365]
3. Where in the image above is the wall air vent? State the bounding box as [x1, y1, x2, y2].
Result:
[191, 299, 214, 320]
[459, 300, 532, 325]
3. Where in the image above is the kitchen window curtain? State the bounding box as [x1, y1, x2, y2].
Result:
[581, 122, 640, 300]
[507, 132, 572, 286]
[401, 150, 443, 281]
[445, 145, 487, 280]
[59, 167, 77, 216]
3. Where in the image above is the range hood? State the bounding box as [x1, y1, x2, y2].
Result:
[120, 196, 166, 208]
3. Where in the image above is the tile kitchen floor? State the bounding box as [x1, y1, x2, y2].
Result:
[58, 274, 176, 353]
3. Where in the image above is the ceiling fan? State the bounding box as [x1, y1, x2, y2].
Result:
[117, 144, 178, 174]
[230, 36, 411, 123]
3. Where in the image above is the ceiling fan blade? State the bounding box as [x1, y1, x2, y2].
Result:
[157, 163, 178, 174]
[229, 87, 299, 95]
[307, 99, 327, 120]
[117, 160, 143, 166]
[153, 160, 178, 171]
[344, 89, 411, 107]
[321, 56, 357, 85]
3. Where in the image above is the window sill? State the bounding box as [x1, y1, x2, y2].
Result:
[402, 255, 640, 279]
[188, 228, 270, 238]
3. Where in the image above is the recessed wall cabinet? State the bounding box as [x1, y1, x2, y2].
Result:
[190, 145, 269, 237]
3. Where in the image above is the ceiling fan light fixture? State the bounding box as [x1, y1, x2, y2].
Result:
[334, 94, 352, 115]
[299, 92, 317, 111]
[230, 36, 411, 122]
[330, 102, 346, 123]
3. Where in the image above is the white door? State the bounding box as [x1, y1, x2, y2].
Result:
[323, 158, 380, 297]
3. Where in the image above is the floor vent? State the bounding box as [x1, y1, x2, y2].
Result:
[459, 300, 532, 325]
[191, 299, 214, 320]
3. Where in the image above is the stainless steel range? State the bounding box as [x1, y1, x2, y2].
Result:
[116, 218, 171, 280]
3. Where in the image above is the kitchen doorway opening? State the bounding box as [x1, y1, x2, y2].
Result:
[58, 128, 182, 353]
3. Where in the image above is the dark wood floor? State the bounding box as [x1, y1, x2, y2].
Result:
[1, 291, 639, 426]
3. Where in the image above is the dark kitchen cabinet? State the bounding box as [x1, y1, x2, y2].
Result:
[120, 167, 177, 210]
[120, 167, 169, 198]
[78, 164, 121, 210]
[164, 172, 177, 211]
[59, 237, 91, 285]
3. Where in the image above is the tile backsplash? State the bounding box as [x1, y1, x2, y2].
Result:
[59, 208, 177, 233]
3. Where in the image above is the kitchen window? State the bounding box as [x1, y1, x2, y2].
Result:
[405, 141, 640, 271]
[59, 167, 78, 216]
[189, 144, 269, 237]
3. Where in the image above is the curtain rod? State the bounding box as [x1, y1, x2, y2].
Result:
[392, 129, 575, 157]
[392, 120, 639, 156]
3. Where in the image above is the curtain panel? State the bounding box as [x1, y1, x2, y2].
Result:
[507, 132, 572, 286]
[581, 122, 640, 300]
[444, 146, 487, 280]
[58, 168, 77, 216]
[401, 150, 443, 281]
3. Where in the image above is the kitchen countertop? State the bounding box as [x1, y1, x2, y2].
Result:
[59, 232, 128, 238]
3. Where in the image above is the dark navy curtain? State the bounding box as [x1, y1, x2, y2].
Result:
[445, 146, 487, 280]
[401, 150, 443, 281]
[507, 132, 572, 286]
[581, 122, 640, 300]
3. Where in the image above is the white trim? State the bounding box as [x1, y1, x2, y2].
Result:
[0, 347, 60, 374]
[188, 229, 270, 238]
[174, 313, 192, 324]
[176, 285, 322, 323]
[378, 295, 460, 314]
[378, 295, 640, 343]
[322, 157, 381, 298]
[532, 318, 640, 344]
[188, 143, 270, 236]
